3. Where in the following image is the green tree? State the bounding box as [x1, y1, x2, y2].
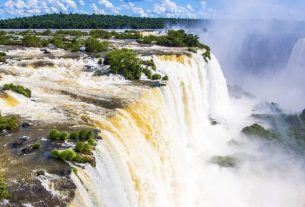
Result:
[106, 48, 142, 80]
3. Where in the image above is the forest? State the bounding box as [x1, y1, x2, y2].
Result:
[0, 13, 205, 29]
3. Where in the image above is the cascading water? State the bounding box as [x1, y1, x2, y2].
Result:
[69, 52, 234, 207]
[69, 51, 305, 207]
[2, 48, 305, 207]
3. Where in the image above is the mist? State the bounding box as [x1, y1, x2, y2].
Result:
[192, 0, 305, 111]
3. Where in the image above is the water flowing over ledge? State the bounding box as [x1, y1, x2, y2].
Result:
[69, 53, 231, 207]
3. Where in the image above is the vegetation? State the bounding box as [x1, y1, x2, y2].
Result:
[242, 123, 275, 140]
[32, 143, 41, 150]
[105, 48, 143, 80]
[0, 113, 19, 131]
[0, 52, 6, 62]
[51, 148, 94, 166]
[0, 13, 204, 29]
[188, 47, 197, 53]
[49, 128, 98, 166]
[0, 176, 10, 200]
[50, 35, 65, 49]
[138, 30, 207, 48]
[22, 35, 46, 47]
[85, 38, 108, 52]
[105, 49, 166, 80]
[300, 109, 305, 123]
[3, 83, 31, 98]
[162, 75, 169, 81]
[75, 141, 93, 155]
[210, 156, 238, 168]
[152, 74, 162, 80]
[202, 45, 211, 62]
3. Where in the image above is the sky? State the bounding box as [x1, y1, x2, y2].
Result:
[0, 0, 305, 20]
[0, 0, 218, 19]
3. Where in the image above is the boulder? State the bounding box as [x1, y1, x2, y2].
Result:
[13, 136, 30, 147]
[21, 145, 34, 154]
[21, 122, 30, 128]
[35, 170, 45, 177]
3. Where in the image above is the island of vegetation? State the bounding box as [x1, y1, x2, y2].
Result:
[0, 13, 206, 29]
[49, 129, 99, 166]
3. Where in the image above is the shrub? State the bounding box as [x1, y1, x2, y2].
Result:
[79, 129, 88, 140]
[162, 75, 169, 81]
[41, 29, 52, 36]
[83, 143, 92, 154]
[141, 59, 155, 67]
[69, 132, 79, 140]
[0, 176, 10, 200]
[75, 141, 92, 154]
[0, 52, 6, 62]
[152, 74, 162, 80]
[3, 83, 31, 98]
[32, 143, 41, 150]
[60, 149, 76, 161]
[137, 35, 158, 44]
[86, 130, 95, 140]
[90, 30, 112, 39]
[73, 154, 88, 163]
[85, 38, 108, 52]
[188, 47, 197, 53]
[51, 35, 65, 49]
[106, 49, 142, 80]
[50, 149, 60, 159]
[71, 167, 78, 174]
[0, 114, 19, 131]
[143, 68, 152, 79]
[59, 132, 70, 141]
[210, 156, 237, 168]
[22, 35, 43, 47]
[48, 129, 61, 140]
[242, 123, 275, 140]
[66, 39, 81, 52]
[88, 138, 96, 146]
[75, 141, 85, 153]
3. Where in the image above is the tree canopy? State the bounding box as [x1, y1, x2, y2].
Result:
[0, 13, 206, 29]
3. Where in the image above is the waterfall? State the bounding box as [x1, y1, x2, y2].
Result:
[69, 52, 232, 207]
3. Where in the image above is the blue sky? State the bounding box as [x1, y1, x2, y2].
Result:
[0, 0, 304, 20]
[0, 0, 218, 19]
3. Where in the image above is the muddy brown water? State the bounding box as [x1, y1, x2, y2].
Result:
[0, 121, 83, 207]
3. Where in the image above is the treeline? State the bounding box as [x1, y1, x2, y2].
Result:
[0, 13, 205, 29]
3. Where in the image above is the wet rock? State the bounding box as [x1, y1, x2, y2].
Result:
[35, 170, 45, 177]
[41, 49, 51, 54]
[209, 117, 218, 125]
[13, 136, 30, 147]
[21, 145, 34, 154]
[21, 122, 30, 128]
[210, 155, 238, 168]
[93, 129, 101, 135]
[79, 46, 86, 52]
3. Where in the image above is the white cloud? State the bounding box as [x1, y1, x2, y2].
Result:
[151, 0, 196, 18]
[92, 3, 105, 14]
[99, 0, 119, 14]
[122, 3, 147, 17]
[3, 0, 78, 16]
[79, 0, 85, 6]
